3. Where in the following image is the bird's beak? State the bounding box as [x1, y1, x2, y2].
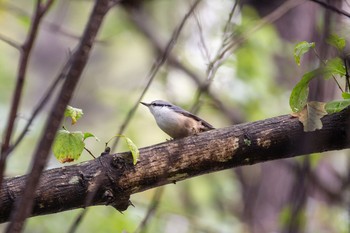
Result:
[140, 102, 150, 107]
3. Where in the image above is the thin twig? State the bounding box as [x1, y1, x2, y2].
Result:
[134, 187, 164, 233]
[1, 0, 52, 153]
[211, 0, 305, 82]
[0, 2, 108, 44]
[313, 48, 344, 92]
[67, 172, 105, 233]
[190, 0, 304, 115]
[84, 147, 96, 159]
[222, 0, 239, 42]
[111, 0, 202, 151]
[68, 209, 89, 233]
[194, 12, 210, 63]
[3, 53, 73, 157]
[67, 147, 113, 233]
[192, 0, 239, 113]
[309, 0, 350, 18]
[0, 33, 21, 50]
[207, 0, 239, 81]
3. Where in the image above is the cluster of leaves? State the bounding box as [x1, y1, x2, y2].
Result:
[52, 106, 139, 164]
[290, 34, 349, 132]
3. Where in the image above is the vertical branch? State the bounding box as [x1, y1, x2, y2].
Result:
[1, 0, 54, 153]
[0, 0, 54, 200]
[3, 54, 73, 157]
[344, 57, 350, 92]
[5, 1, 111, 232]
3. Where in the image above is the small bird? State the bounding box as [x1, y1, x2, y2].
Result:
[141, 100, 214, 139]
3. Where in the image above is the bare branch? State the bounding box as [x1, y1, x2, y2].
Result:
[0, 2, 109, 44]
[194, 12, 211, 63]
[0, 33, 21, 50]
[309, 0, 350, 18]
[1, 0, 54, 154]
[4, 0, 111, 232]
[3, 54, 73, 158]
[191, 0, 239, 114]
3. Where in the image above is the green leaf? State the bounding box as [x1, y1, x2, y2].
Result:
[289, 69, 319, 112]
[327, 34, 346, 51]
[105, 135, 140, 165]
[324, 57, 346, 79]
[64, 105, 83, 125]
[294, 41, 315, 66]
[53, 129, 85, 163]
[325, 99, 350, 114]
[83, 132, 100, 141]
[124, 137, 139, 165]
[342, 92, 350, 99]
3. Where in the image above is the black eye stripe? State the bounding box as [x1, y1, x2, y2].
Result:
[151, 103, 171, 107]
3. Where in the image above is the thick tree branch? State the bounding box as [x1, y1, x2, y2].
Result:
[0, 109, 349, 223]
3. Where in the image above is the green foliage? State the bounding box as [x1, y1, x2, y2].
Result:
[53, 129, 85, 163]
[325, 99, 350, 114]
[342, 92, 350, 99]
[294, 41, 315, 66]
[53, 104, 139, 165]
[290, 35, 350, 131]
[229, 6, 285, 120]
[324, 57, 346, 79]
[53, 106, 139, 164]
[289, 69, 319, 112]
[52, 106, 96, 163]
[327, 34, 346, 52]
[235, 7, 281, 82]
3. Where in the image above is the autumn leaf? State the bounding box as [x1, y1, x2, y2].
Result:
[64, 106, 83, 125]
[292, 101, 327, 132]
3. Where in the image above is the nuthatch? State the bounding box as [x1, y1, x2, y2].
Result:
[141, 100, 214, 139]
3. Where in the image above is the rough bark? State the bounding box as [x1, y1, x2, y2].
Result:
[1, 109, 349, 223]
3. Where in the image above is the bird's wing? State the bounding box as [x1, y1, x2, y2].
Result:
[172, 106, 214, 129]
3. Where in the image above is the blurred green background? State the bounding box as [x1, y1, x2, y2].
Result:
[0, 0, 348, 232]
